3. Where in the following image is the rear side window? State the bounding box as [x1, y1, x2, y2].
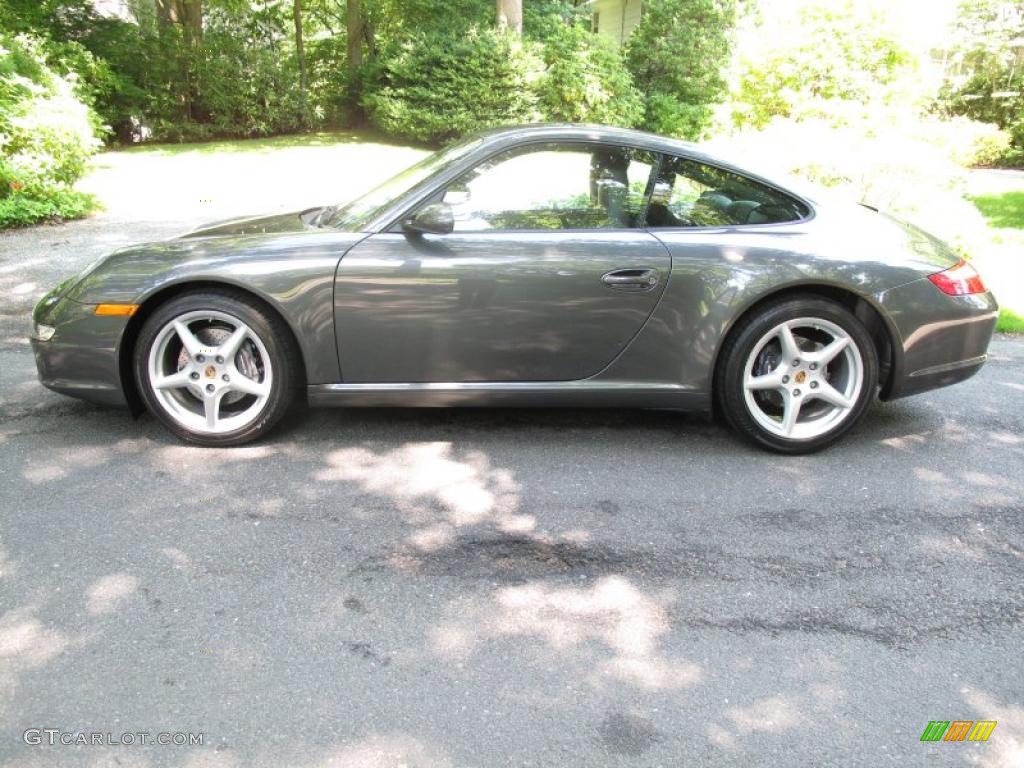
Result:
[645, 155, 809, 228]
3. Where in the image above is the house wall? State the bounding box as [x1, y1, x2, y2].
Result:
[591, 0, 642, 46]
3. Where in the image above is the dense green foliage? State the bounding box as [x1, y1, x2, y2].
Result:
[537, 23, 642, 127]
[164, 7, 306, 140]
[363, 28, 539, 143]
[0, 0, 644, 145]
[626, 0, 737, 140]
[730, 0, 915, 129]
[364, 17, 648, 143]
[938, 0, 1024, 166]
[0, 33, 98, 226]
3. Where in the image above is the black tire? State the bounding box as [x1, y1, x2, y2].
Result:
[134, 290, 299, 446]
[716, 296, 878, 454]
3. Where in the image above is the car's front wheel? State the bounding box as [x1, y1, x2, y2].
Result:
[134, 290, 297, 446]
[717, 297, 878, 454]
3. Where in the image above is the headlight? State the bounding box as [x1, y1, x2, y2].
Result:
[33, 322, 56, 341]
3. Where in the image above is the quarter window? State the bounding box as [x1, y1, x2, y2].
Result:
[440, 143, 655, 232]
[646, 156, 808, 228]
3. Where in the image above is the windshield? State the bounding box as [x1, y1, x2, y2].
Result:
[321, 137, 483, 230]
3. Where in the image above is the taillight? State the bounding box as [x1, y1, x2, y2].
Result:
[927, 259, 987, 296]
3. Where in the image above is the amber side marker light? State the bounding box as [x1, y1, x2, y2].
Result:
[94, 303, 139, 317]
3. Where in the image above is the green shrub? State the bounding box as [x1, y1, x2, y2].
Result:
[536, 24, 642, 127]
[0, 34, 100, 227]
[910, 116, 1011, 168]
[305, 34, 352, 128]
[626, 0, 736, 140]
[524, 0, 589, 42]
[935, 0, 1024, 168]
[135, 7, 305, 142]
[0, 0, 154, 141]
[192, 27, 304, 138]
[730, 0, 916, 130]
[363, 28, 540, 143]
[0, 189, 96, 228]
[643, 93, 714, 141]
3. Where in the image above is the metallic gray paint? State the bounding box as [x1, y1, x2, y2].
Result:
[334, 230, 671, 382]
[31, 124, 998, 416]
[32, 296, 126, 405]
[62, 226, 366, 386]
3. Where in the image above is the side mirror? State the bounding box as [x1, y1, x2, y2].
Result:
[404, 203, 454, 236]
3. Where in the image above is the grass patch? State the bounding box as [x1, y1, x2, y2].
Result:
[116, 129, 419, 157]
[972, 190, 1024, 230]
[971, 182, 1024, 333]
[998, 307, 1024, 334]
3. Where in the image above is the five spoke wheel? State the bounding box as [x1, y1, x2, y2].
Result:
[718, 298, 878, 453]
[742, 317, 863, 440]
[135, 290, 298, 446]
[148, 310, 273, 434]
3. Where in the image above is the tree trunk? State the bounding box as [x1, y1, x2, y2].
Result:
[294, 0, 308, 125]
[347, 0, 363, 72]
[155, 0, 176, 27]
[181, 0, 202, 45]
[496, 0, 522, 34]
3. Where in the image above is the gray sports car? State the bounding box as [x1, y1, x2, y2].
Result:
[31, 124, 998, 453]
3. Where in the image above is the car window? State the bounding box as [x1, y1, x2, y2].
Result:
[645, 155, 809, 228]
[441, 143, 655, 232]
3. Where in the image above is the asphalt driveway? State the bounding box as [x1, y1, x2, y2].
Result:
[0, 146, 1022, 767]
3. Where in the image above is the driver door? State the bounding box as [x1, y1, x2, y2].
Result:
[333, 142, 672, 383]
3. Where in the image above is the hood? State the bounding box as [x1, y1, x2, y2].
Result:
[181, 210, 316, 238]
[62, 224, 367, 306]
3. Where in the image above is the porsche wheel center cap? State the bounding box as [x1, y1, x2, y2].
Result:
[204, 365, 217, 379]
[794, 370, 807, 384]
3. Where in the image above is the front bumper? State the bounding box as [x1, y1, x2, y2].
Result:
[31, 293, 129, 407]
[878, 279, 999, 400]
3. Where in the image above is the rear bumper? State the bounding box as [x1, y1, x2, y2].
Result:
[31, 294, 129, 407]
[878, 279, 998, 400]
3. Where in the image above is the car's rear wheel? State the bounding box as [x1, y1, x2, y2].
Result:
[718, 297, 878, 454]
[134, 291, 297, 446]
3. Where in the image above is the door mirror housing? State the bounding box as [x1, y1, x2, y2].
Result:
[404, 203, 454, 236]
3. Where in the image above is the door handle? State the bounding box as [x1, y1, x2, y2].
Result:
[601, 268, 659, 292]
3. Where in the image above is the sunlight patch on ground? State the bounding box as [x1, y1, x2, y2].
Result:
[431, 576, 700, 691]
[314, 442, 527, 549]
[86, 572, 139, 615]
[0, 608, 70, 721]
[309, 733, 452, 768]
[962, 687, 1024, 768]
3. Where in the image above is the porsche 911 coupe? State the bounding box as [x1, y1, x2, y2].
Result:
[31, 124, 998, 453]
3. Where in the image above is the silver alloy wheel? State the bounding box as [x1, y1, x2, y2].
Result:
[742, 317, 864, 440]
[146, 310, 273, 435]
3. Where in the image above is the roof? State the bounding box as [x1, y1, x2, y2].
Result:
[473, 123, 702, 155]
